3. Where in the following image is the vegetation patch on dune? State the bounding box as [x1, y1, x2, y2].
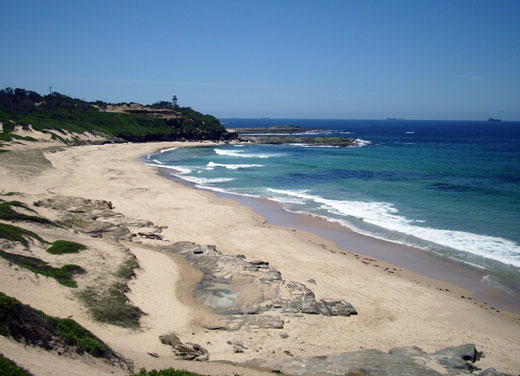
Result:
[132, 369, 205, 376]
[0, 223, 46, 247]
[0, 292, 123, 363]
[0, 149, 53, 178]
[79, 252, 143, 328]
[0, 353, 33, 376]
[0, 200, 54, 226]
[0, 250, 85, 287]
[46, 240, 86, 255]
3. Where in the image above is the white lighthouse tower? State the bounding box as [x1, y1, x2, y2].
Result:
[172, 94, 178, 107]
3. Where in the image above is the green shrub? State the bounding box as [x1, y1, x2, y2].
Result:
[46, 240, 86, 255]
[54, 318, 108, 357]
[0, 292, 117, 361]
[0, 250, 85, 287]
[0, 201, 54, 225]
[0, 223, 45, 247]
[0, 353, 33, 376]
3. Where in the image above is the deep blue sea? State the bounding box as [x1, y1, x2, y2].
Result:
[146, 119, 520, 295]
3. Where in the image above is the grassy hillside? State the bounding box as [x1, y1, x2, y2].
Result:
[0, 88, 233, 143]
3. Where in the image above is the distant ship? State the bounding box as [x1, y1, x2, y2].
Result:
[488, 117, 502, 122]
[386, 117, 406, 121]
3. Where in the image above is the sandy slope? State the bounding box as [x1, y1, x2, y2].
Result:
[1, 141, 519, 375]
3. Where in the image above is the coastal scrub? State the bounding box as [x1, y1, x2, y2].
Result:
[46, 240, 86, 255]
[0, 353, 33, 376]
[0, 223, 45, 247]
[0, 292, 115, 359]
[0, 250, 85, 287]
[0, 200, 54, 225]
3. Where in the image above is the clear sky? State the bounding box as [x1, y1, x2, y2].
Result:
[1, 0, 519, 120]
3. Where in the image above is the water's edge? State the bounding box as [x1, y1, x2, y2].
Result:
[151, 164, 520, 314]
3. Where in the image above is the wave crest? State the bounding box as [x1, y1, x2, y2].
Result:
[207, 161, 263, 170]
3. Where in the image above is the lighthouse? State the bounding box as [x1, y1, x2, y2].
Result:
[172, 94, 178, 107]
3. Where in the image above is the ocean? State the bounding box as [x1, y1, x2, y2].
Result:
[145, 119, 520, 297]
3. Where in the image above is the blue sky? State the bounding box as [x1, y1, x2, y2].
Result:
[1, 0, 519, 120]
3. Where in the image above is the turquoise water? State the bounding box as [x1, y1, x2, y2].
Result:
[146, 119, 520, 295]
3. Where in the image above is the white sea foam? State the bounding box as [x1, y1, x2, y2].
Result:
[352, 138, 372, 147]
[146, 154, 151, 159]
[152, 159, 163, 165]
[481, 275, 516, 295]
[214, 148, 275, 158]
[287, 139, 371, 148]
[265, 188, 520, 268]
[145, 163, 192, 174]
[170, 173, 234, 185]
[160, 147, 178, 153]
[207, 161, 263, 170]
[289, 143, 340, 148]
[193, 184, 262, 198]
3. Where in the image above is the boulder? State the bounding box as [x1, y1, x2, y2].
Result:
[173, 342, 209, 361]
[320, 299, 357, 316]
[159, 332, 181, 347]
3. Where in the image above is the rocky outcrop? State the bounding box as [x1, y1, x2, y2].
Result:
[239, 135, 361, 147]
[34, 196, 165, 242]
[159, 332, 208, 361]
[243, 344, 510, 376]
[164, 241, 356, 330]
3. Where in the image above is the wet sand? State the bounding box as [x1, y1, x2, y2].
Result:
[162, 170, 520, 314]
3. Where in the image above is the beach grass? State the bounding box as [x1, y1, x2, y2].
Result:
[0, 223, 46, 247]
[79, 252, 143, 328]
[46, 240, 86, 255]
[0, 292, 114, 359]
[0, 353, 33, 376]
[0, 200, 54, 226]
[0, 149, 53, 178]
[0, 250, 85, 288]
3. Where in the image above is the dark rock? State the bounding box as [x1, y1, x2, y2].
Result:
[166, 241, 356, 329]
[147, 352, 159, 358]
[321, 299, 357, 316]
[250, 260, 269, 267]
[388, 346, 427, 358]
[159, 332, 181, 347]
[279, 332, 289, 339]
[434, 343, 480, 362]
[242, 344, 493, 376]
[173, 342, 209, 361]
[138, 232, 163, 240]
[315, 300, 332, 316]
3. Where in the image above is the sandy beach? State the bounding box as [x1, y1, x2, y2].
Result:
[1, 141, 520, 375]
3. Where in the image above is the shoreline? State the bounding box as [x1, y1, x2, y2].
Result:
[153, 153, 520, 315]
[2, 141, 519, 374]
